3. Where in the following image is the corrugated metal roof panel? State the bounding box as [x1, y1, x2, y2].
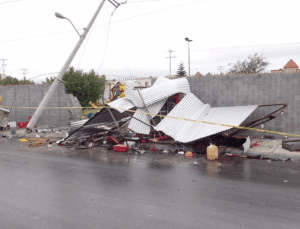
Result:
[124, 77, 190, 108]
[126, 76, 170, 134]
[128, 99, 167, 134]
[108, 97, 134, 113]
[154, 93, 258, 143]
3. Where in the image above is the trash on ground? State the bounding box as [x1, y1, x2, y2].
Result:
[207, 144, 218, 160]
[18, 139, 28, 143]
[185, 151, 194, 158]
[178, 151, 184, 155]
[242, 136, 251, 154]
[0, 107, 10, 129]
[113, 144, 129, 152]
[29, 138, 50, 147]
[225, 153, 236, 157]
[8, 121, 16, 128]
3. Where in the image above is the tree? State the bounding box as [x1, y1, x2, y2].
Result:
[62, 67, 106, 108]
[42, 76, 55, 84]
[228, 53, 270, 74]
[0, 76, 34, 86]
[176, 62, 187, 77]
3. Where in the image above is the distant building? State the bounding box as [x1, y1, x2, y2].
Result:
[194, 71, 202, 77]
[271, 59, 300, 73]
[135, 77, 152, 87]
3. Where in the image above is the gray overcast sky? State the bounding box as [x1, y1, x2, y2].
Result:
[1, 0, 300, 82]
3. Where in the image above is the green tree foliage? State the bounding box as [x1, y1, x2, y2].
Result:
[42, 76, 55, 84]
[0, 76, 34, 86]
[176, 62, 187, 77]
[62, 67, 106, 108]
[228, 53, 270, 74]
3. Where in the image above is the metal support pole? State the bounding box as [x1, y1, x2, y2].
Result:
[107, 106, 128, 147]
[137, 90, 162, 137]
[27, 0, 106, 131]
[188, 42, 190, 77]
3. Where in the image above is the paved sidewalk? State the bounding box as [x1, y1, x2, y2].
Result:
[223, 138, 300, 161]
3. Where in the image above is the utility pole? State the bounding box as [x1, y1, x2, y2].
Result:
[218, 66, 225, 75]
[0, 59, 8, 75]
[21, 69, 28, 80]
[166, 50, 176, 77]
[27, 0, 111, 132]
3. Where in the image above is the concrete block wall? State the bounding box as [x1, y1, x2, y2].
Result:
[0, 84, 80, 127]
[187, 73, 300, 138]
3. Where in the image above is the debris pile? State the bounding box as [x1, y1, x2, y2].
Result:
[54, 76, 287, 156]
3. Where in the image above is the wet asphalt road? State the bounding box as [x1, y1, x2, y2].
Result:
[0, 140, 300, 229]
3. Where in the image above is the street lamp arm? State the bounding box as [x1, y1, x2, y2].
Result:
[65, 18, 81, 38]
[55, 12, 81, 37]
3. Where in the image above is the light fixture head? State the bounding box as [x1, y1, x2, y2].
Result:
[55, 12, 66, 19]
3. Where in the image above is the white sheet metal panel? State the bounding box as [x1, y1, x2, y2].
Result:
[124, 77, 190, 108]
[0, 107, 10, 127]
[128, 107, 151, 134]
[127, 76, 170, 134]
[108, 76, 191, 135]
[128, 99, 168, 134]
[152, 75, 170, 86]
[155, 93, 258, 143]
[108, 97, 135, 113]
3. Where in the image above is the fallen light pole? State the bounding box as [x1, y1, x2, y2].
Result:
[27, 0, 108, 132]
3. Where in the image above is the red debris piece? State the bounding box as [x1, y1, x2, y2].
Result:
[107, 136, 121, 145]
[17, 122, 27, 129]
[151, 146, 156, 151]
[113, 145, 129, 152]
[136, 134, 147, 143]
[149, 136, 170, 142]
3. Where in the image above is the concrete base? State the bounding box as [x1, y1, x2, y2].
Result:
[282, 141, 300, 151]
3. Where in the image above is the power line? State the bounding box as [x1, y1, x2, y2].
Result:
[27, 72, 60, 80]
[0, 0, 23, 4]
[77, 27, 94, 70]
[0, 0, 204, 44]
[96, 5, 121, 74]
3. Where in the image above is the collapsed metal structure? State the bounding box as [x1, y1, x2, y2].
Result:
[64, 76, 287, 148]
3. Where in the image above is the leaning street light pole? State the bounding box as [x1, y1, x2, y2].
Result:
[27, 0, 107, 132]
[185, 37, 193, 77]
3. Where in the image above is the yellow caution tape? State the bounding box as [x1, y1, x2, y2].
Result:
[1, 105, 299, 138]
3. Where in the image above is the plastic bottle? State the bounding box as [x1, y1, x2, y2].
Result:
[207, 143, 218, 160]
